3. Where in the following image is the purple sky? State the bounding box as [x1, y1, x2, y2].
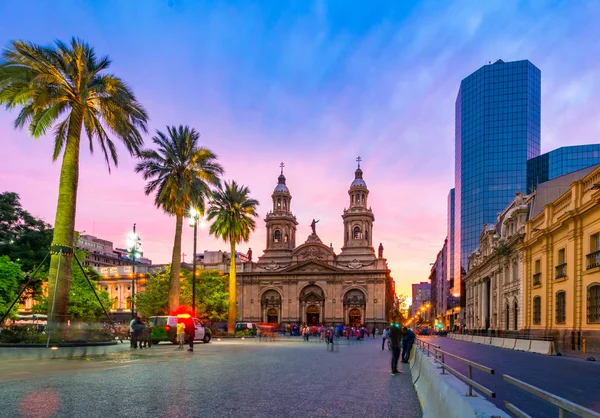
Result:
[1, 1, 600, 298]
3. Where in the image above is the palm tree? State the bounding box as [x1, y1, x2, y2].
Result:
[136, 125, 223, 312]
[0, 38, 148, 325]
[207, 181, 259, 333]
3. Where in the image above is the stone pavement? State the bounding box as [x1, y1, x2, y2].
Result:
[1, 336, 421, 418]
[426, 336, 600, 417]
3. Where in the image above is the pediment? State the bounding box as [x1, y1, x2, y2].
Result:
[284, 261, 342, 273]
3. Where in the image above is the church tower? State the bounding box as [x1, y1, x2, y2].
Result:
[258, 163, 298, 263]
[338, 157, 376, 263]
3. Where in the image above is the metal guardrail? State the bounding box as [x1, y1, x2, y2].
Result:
[503, 375, 600, 418]
[416, 337, 496, 398]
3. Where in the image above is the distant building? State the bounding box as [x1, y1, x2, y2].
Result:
[430, 240, 449, 325]
[409, 282, 431, 320]
[78, 234, 151, 268]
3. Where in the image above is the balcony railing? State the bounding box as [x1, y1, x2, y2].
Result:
[586, 250, 600, 270]
[532, 273, 541, 286]
[555, 263, 567, 279]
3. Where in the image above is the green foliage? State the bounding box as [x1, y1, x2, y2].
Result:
[135, 268, 229, 321]
[0, 256, 23, 320]
[32, 251, 111, 321]
[0, 192, 52, 280]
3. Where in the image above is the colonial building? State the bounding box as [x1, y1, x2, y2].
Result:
[523, 165, 600, 352]
[236, 162, 395, 328]
[465, 192, 534, 332]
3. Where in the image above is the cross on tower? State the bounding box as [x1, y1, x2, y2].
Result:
[356, 156, 362, 168]
[280, 162, 285, 175]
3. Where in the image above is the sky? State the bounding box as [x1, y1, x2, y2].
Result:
[1, 0, 600, 299]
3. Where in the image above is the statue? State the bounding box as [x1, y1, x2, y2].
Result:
[247, 248, 253, 262]
[310, 219, 319, 235]
[378, 243, 384, 258]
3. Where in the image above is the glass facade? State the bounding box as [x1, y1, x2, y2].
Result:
[447, 188, 455, 294]
[527, 145, 600, 192]
[454, 59, 541, 283]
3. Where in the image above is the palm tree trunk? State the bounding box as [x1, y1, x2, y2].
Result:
[228, 240, 237, 334]
[168, 214, 183, 312]
[47, 111, 83, 326]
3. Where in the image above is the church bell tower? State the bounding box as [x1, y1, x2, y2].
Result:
[338, 157, 376, 262]
[259, 163, 298, 262]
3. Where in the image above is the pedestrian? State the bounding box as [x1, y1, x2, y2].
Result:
[176, 319, 185, 350]
[360, 327, 365, 341]
[372, 327, 376, 338]
[131, 316, 145, 349]
[389, 323, 402, 375]
[402, 327, 416, 363]
[375, 327, 379, 338]
[382, 327, 390, 350]
[129, 317, 136, 348]
[326, 327, 335, 351]
[184, 316, 195, 352]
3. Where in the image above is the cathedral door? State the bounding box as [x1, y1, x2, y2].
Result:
[306, 305, 320, 325]
[349, 308, 362, 327]
[267, 308, 278, 324]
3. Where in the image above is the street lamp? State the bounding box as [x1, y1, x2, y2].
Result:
[188, 208, 206, 317]
[127, 224, 142, 319]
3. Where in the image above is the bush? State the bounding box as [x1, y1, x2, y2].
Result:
[0, 324, 114, 344]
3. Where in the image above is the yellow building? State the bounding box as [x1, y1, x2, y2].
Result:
[523, 166, 600, 353]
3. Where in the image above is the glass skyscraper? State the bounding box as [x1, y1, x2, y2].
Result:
[527, 145, 600, 192]
[454, 59, 541, 284]
[447, 188, 455, 292]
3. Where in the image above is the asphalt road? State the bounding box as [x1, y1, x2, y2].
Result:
[1, 337, 421, 418]
[425, 336, 600, 417]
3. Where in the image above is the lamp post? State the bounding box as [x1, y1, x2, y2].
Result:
[188, 208, 205, 317]
[127, 224, 142, 319]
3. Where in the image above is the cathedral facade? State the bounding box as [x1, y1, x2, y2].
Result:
[237, 162, 395, 329]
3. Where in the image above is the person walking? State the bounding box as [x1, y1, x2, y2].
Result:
[131, 316, 145, 349]
[184, 317, 195, 352]
[402, 327, 416, 363]
[129, 317, 136, 349]
[389, 324, 402, 375]
[326, 326, 335, 352]
[382, 327, 390, 350]
[372, 327, 376, 338]
[176, 319, 185, 350]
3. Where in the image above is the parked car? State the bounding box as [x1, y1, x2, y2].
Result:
[235, 322, 259, 336]
[149, 315, 211, 345]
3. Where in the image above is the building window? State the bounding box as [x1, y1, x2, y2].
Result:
[273, 230, 281, 243]
[533, 259, 541, 286]
[512, 262, 518, 282]
[284, 234, 288, 243]
[533, 296, 541, 325]
[277, 199, 281, 209]
[555, 291, 566, 324]
[353, 226, 362, 240]
[587, 233, 600, 270]
[587, 284, 600, 324]
[555, 248, 567, 279]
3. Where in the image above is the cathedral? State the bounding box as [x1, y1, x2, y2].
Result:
[237, 160, 395, 329]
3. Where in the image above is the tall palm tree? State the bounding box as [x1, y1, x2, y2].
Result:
[136, 125, 223, 312]
[207, 181, 259, 333]
[0, 38, 148, 325]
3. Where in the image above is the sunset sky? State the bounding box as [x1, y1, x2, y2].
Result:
[1, 1, 600, 298]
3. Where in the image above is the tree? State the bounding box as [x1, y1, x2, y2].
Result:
[136, 126, 223, 312]
[134, 267, 171, 318]
[32, 250, 111, 321]
[0, 256, 23, 320]
[0, 38, 148, 325]
[207, 181, 259, 333]
[0, 192, 53, 296]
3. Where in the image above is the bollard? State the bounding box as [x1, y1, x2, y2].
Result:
[583, 338, 587, 354]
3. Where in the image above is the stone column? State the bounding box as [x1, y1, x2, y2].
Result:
[483, 279, 489, 330]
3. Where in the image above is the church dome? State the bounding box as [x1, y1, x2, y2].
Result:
[274, 173, 289, 193]
[350, 168, 367, 188]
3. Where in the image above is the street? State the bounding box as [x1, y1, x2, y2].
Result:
[1, 337, 421, 418]
[426, 336, 600, 417]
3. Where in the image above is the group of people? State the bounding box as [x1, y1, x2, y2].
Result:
[382, 325, 415, 375]
[129, 316, 151, 349]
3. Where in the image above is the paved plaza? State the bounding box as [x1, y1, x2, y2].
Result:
[426, 336, 600, 417]
[1, 337, 421, 418]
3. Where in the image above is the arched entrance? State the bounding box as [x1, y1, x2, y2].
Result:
[306, 305, 320, 325]
[267, 308, 278, 324]
[343, 288, 366, 327]
[348, 308, 362, 327]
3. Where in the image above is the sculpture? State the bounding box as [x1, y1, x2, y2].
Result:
[378, 243, 384, 258]
[310, 219, 319, 235]
[247, 248, 252, 262]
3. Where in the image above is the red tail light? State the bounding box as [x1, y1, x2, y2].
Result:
[165, 325, 171, 332]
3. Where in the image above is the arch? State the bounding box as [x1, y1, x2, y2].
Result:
[587, 283, 600, 323]
[260, 287, 283, 299]
[277, 198, 281, 209]
[353, 225, 362, 240]
[348, 308, 362, 327]
[361, 193, 365, 202]
[299, 284, 327, 300]
[273, 229, 281, 243]
[342, 286, 368, 301]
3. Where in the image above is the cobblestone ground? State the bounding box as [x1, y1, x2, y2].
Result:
[425, 336, 600, 417]
[1, 336, 421, 418]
